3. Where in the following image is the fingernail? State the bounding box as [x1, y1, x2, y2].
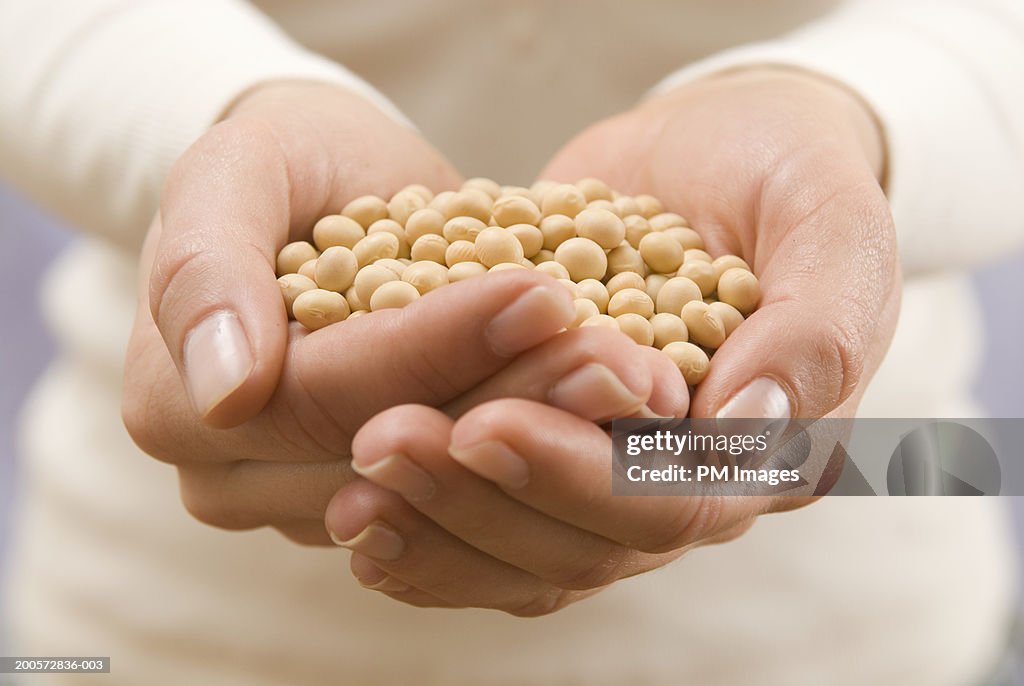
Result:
[716, 378, 791, 419]
[350, 556, 412, 593]
[549, 363, 645, 422]
[183, 311, 254, 418]
[329, 521, 405, 561]
[486, 285, 574, 356]
[449, 441, 529, 489]
[352, 454, 436, 502]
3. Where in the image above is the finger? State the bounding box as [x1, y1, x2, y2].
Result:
[448, 399, 773, 553]
[148, 120, 299, 428]
[349, 554, 455, 608]
[691, 170, 900, 421]
[443, 327, 688, 422]
[124, 270, 574, 466]
[351, 405, 681, 590]
[324, 480, 588, 616]
[175, 459, 354, 533]
[286, 270, 574, 428]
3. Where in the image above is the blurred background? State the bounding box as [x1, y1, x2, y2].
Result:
[2, 180, 1024, 675]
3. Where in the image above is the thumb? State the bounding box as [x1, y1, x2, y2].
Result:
[148, 120, 295, 428]
[691, 183, 901, 421]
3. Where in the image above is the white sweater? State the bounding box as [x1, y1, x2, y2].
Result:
[1, 1, 1022, 684]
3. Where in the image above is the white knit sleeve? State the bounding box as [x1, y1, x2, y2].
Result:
[0, 0, 409, 248]
[652, 0, 1024, 276]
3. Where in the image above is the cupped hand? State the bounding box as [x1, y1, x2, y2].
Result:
[333, 68, 900, 613]
[123, 80, 688, 544]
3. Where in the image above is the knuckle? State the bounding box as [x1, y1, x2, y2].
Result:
[505, 588, 575, 618]
[552, 545, 631, 590]
[148, 234, 225, 340]
[177, 465, 249, 530]
[634, 496, 723, 553]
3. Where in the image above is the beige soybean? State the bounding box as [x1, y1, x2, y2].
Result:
[443, 216, 487, 243]
[645, 273, 670, 301]
[401, 261, 449, 295]
[293, 289, 350, 330]
[387, 189, 427, 225]
[571, 298, 601, 328]
[655, 276, 702, 315]
[314, 246, 359, 292]
[580, 314, 620, 330]
[606, 244, 645, 278]
[278, 273, 318, 318]
[491, 195, 542, 227]
[500, 186, 541, 206]
[650, 312, 688, 349]
[507, 223, 544, 258]
[539, 214, 577, 251]
[462, 177, 502, 200]
[586, 199, 620, 215]
[639, 232, 685, 274]
[534, 260, 571, 280]
[677, 260, 717, 297]
[354, 264, 399, 305]
[684, 248, 713, 264]
[370, 280, 420, 311]
[712, 255, 751, 281]
[554, 237, 607, 281]
[297, 258, 318, 281]
[445, 190, 492, 222]
[649, 212, 689, 231]
[353, 232, 400, 267]
[663, 341, 710, 385]
[623, 214, 653, 249]
[663, 227, 704, 251]
[606, 271, 646, 296]
[312, 215, 365, 251]
[575, 208, 625, 250]
[347, 310, 369, 321]
[633, 194, 663, 218]
[276, 241, 319, 276]
[342, 195, 389, 229]
[530, 179, 557, 199]
[709, 301, 744, 336]
[375, 258, 407, 277]
[717, 268, 761, 315]
[475, 226, 525, 267]
[531, 249, 556, 265]
[613, 195, 641, 218]
[680, 300, 726, 349]
[576, 177, 613, 202]
[428, 190, 455, 215]
[405, 208, 446, 242]
[541, 184, 587, 218]
[447, 261, 488, 282]
[410, 234, 450, 264]
[608, 288, 654, 319]
[576, 278, 610, 312]
[345, 285, 366, 312]
[489, 262, 528, 273]
[616, 313, 655, 346]
[400, 184, 434, 203]
[445, 239, 478, 266]
[367, 218, 411, 258]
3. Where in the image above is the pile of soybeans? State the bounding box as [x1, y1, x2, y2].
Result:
[276, 178, 760, 386]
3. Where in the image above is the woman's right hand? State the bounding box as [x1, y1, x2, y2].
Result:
[122, 81, 689, 545]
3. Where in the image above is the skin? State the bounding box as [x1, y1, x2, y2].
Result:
[335, 68, 901, 614]
[122, 81, 688, 546]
